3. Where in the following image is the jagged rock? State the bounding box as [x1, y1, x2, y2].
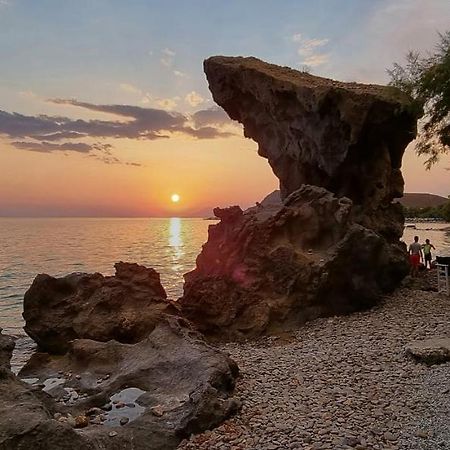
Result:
[23, 262, 178, 354]
[179, 57, 417, 338]
[405, 338, 450, 365]
[204, 56, 416, 203]
[18, 317, 240, 449]
[181, 186, 407, 338]
[0, 329, 94, 450]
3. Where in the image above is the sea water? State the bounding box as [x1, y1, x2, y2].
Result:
[0, 217, 449, 370]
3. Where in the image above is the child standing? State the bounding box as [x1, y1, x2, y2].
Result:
[422, 239, 436, 269]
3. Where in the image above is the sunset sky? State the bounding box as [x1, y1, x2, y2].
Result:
[1, 0, 449, 217]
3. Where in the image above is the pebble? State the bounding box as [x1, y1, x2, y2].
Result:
[120, 417, 130, 426]
[151, 405, 164, 417]
[177, 282, 450, 450]
[74, 415, 89, 428]
[108, 431, 118, 437]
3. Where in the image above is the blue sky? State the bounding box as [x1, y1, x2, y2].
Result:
[3, 0, 449, 115]
[0, 0, 449, 216]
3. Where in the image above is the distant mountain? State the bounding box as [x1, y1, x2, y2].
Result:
[255, 190, 448, 210]
[260, 190, 281, 206]
[397, 193, 448, 208]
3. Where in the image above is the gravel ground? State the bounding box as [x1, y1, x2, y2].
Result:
[178, 283, 450, 450]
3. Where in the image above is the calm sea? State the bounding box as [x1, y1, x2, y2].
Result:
[0, 217, 449, 371]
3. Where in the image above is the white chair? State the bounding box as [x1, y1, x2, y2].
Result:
[437, 264, 449, 295]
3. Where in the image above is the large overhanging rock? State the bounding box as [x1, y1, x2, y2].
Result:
[23, 262, 178, 354]
[179, 56, 418, 339]
[204, 56, 416, 203]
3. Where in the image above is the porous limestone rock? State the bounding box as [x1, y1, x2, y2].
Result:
[203, 56, 416, 203]
[181, 186, 407, 338]
[17, 317, 240, 449]
[180, 56, 417, 338]
[23, 262, 177, 354]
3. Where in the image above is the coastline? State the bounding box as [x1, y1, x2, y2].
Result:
[179, 276, 450, 450]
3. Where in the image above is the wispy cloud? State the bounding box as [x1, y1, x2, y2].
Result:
[173, 70, 187, 78]
[292, 33, 330, 67]
[185, 91, 205, 107]
[160, 48, 175, 67]
[119, 83, 142, 95]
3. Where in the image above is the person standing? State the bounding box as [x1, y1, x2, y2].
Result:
[408, 236, 423, 277]
[422, 238, 436, 269]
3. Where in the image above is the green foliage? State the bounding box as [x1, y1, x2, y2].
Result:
[403, 199, 450, 221]
[388, 31, 450, 168]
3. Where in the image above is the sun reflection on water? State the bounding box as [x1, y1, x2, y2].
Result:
[169, 217, 183, 261]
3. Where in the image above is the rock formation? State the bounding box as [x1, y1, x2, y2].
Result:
[14, 317, 239, 449]
[0, 329, 93, 450]
[180, 56, 417, 338]
[15, 263, 240, 449]
[23, 262, 177, 354]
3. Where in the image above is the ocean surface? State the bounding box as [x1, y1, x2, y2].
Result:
[1, 218, 449, 371]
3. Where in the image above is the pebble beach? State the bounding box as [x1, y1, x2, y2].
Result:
[179, 277, 450, 450]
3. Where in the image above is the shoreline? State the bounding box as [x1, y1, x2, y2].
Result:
[179, 279, 450, 450]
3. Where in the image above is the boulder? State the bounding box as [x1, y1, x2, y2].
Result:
[405, 338, 450, 365]
[23, 262, 177, 354]
[179, 56, 417, 338]
[17, 317, 240, 449]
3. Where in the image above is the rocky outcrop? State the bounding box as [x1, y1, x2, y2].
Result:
[180, 56, 417, 338]
[23, 262, 177, 354]
[203, 56, 416, 203]
[16, 317, 239, 449]
[181, 186, 407, 338]
[0, 329, 94, 450]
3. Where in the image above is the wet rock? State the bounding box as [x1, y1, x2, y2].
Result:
[19, 317, 240, 448]
[0, 329, 93, 449]
[405, 338, 450, 365]
[120, 417, 130, 426]
[23, 262, 178, 353]
[74, 415, 89, 428]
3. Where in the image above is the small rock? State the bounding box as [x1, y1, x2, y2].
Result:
[74, 415, 89, 428]
[115, 402, 125, 409]
[415, 430, 428, 439]
[86, 407, 103, 416]
[150, 405, 164, 417]
[53, 412, 62, 420]
[75, 375, 81, 380]
[108, 431, 118, 437]
[101, 403, 112, 411]
[384, 431, 398, 441]
[120, 417, 129, 426]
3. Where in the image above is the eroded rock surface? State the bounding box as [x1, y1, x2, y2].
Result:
[0, 329, 93, 450]
[180, 56, 417, 338]
[23, 262, 177, 353]
[204, 56, 416, 203]
[17, 317, 239, 449]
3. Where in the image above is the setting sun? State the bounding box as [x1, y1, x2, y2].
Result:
[171, 193, 180, 203]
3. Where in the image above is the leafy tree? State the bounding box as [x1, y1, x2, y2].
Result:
[388, 31, 450, 168]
